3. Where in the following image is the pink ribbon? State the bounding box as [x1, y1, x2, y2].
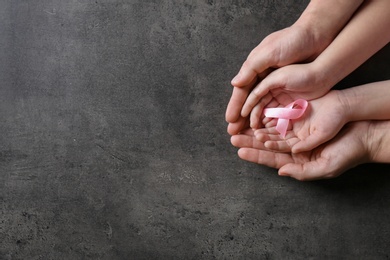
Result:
[263, 99, 308, 138]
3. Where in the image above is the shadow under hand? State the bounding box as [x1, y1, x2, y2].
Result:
[309, 163, 390, 203]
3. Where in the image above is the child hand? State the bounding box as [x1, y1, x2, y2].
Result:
[240, 62, 331, 120]
[255, 90, 348, 153]
[254, 91, 348, 153]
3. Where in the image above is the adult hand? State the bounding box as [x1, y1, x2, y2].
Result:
[227, 61, 331, 134]
[230, 121, 371, 181]
[227, 96, 281, 135]
[226, 25, 325, 126]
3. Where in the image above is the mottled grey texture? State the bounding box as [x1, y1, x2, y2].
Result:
[1, 1, 390, 259]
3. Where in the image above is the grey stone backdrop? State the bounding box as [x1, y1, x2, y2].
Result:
[1, 0, 390, 259]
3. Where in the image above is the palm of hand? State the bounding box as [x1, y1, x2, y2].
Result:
[256, 91, 347, 153]
[278, 121, 370, 180]
[232, 122, 369, 181]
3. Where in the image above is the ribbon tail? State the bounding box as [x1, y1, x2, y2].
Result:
[276, 118, 289, 138]
[263, 99, 308, 138]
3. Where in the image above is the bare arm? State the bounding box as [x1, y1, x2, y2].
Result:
[342, 80, 390, 121]
[293, 0, 365, 56]
[226, 0, 364, 127]
[312, 0, 390, 89]
[231, 0, 364, 88]
[240, 0, 390, 122]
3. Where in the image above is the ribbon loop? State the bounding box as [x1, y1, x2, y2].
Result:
[263, 99, 308, 138]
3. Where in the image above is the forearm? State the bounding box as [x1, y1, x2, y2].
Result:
[294, 0, 364, 53]
[312, 0, 390, 89]
[341, 80, 390, 121]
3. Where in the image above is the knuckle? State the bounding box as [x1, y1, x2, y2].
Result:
[250, 90, 261, 100]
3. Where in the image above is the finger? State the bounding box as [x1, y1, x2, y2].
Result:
[254, 127, 280, 142]
[227, 116, 250, 135]
[226, 78, 257, 123]
[240, 128, 255, 136]
[249, 103, 262, 130]
[262, 99, 282, 126]
[254, 128, 300, 152]
[264, 118, 278, 128]
[231, 51, 274, 87]
[241, 84, 269, 118]
[254, 126, 280, 135]
[230, 135, 266, 150]
[254, 126, 283, 137]
[237, 148, 294, 169]
[241, 73, 284, 117]
[254, 134, 278, 143]
[264, 137, 300, 152]
[254, 133, 272, 143]
[249, 93, 273, 129]
[273, 92, 295, 106]
[279, 160, 330, 181]
[264, 140, 291, 152]
[291, 131, 336, 154]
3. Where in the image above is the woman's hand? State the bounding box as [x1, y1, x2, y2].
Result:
[230, 121, 372, 181]
[226, 25, 325, 128]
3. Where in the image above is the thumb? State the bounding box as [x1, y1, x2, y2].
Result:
[291, 133, 328, 154]
[280, 159, 333, 181]
[279, 163, 317, 181]
[231, 52, 273, 87]
[279, 163, 304, 177]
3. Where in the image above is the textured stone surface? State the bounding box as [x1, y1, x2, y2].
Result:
[1, 1, 390, 259]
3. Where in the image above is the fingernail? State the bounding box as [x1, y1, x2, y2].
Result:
[232, 74, 240, 85]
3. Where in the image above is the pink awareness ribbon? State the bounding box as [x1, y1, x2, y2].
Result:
[263, 99, 308, 138]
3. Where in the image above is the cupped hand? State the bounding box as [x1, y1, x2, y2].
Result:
[226, 25, 325, 125]
[228, 97, 283, 135]
[240, 62, 331, 121]
[255, 90, 349, 153]
[230, 121, 371, 181]
[231, 25, 323, 88]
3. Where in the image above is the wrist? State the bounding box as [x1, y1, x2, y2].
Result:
[309, 59, 334, 96]
[337, 83, 389, 123]
[294, 0, 364, 55]
[336, 88, 356, 123]
[293, 8, 334, 54]
[366, 121, 384, 163]
[326, 90, 351, 127]
[293, 18, 331, 58]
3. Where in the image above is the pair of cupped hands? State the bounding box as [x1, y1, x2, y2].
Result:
[226, 26, 370, 181]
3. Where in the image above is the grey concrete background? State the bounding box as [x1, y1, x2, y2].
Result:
[1, 0, 390, 259]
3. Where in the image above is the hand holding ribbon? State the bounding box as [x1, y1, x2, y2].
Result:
[263, 99, 308, 138]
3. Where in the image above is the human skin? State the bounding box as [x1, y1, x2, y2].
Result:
[255, 80, 390, 154]
[230, 120, 390, 181]
[226, 0, 364, 133]
[239, 0, 390, 130]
